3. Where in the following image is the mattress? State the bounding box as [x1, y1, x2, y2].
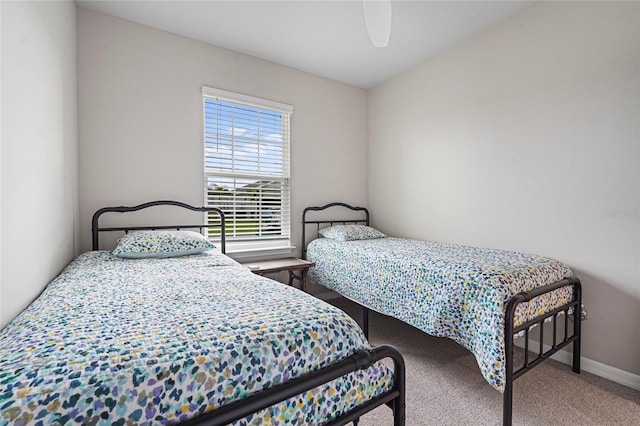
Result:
[0, 251, 393, 425]
[307, 237, 576, 392]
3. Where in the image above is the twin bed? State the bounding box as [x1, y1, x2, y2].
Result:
[0, 201, 405, 426]
[302, 202, 583, 426]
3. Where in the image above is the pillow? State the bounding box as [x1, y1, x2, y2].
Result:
[318, 225, 386, 242]
[112, 230, 215, 259]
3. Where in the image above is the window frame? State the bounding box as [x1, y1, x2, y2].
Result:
[202, 86, 294, 259]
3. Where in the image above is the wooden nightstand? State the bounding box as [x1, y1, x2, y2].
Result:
[241, 258, 315, 291]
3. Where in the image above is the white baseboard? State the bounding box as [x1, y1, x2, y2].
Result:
[515, 339, 640, 391]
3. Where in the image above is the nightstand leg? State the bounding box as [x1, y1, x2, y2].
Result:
[287, 270, 309, 291]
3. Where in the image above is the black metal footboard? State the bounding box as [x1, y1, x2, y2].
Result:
[503, 276, 582, 426]
[181, 345, 406, 426]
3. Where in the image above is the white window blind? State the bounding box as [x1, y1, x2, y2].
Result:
[202, 86, 292, 250]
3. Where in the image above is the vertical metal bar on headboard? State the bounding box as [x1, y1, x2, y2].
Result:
[220, 215, 226, 254]
[91, 207, 110, 251]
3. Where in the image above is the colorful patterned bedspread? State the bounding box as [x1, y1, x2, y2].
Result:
[307, 237, 576, 392]
[0, 251, 393, 425]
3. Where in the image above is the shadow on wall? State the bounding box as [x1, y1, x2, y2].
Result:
[526, 267, 640, 379]
[569, 268, 640, 376]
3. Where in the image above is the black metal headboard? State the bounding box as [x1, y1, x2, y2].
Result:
[92, 200, 226, 253]
[301, 202, 369, 259]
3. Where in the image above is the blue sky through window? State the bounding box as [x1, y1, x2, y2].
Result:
[204, 99, 284, 180]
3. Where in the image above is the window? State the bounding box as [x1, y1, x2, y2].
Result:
[202, 86, 293, 255]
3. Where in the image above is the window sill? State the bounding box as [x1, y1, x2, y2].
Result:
[225, 245, 296, 261]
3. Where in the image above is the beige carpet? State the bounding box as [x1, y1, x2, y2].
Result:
[328, 298, 640, 426]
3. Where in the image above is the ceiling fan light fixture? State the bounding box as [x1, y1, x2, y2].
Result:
[363, 0, 392, 48]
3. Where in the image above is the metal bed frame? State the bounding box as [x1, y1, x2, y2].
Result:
[302, 202, 582, 426]
[91, 200, 406, 426]
[92, 200, 227, 253]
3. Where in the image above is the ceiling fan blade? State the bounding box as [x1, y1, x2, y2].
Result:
[363, 0, 392, 48]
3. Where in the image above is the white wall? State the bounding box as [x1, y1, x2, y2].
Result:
[77, 8, 368, 256]
[369, 1, 639, 376]
[0, 1, 78, 327]
[0, 0, 4, 323]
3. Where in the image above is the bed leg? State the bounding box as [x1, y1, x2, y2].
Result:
[362, 307, 369, 339]
[503, 297, 517, 426]
[572, 316, 581, 374]
[572, 279, 582, 374]
[392, 351, 406, 426]
[393, 397, 406, 426]
[352, 419, 359, 426]
[503, 379, 513, 426]
[503, 331, 514, 426]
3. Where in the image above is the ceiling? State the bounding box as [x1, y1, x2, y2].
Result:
[77, 0, 535, 89]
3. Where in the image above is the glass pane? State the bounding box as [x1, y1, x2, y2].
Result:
[204, 95, 289, 241]
[206, 175, 284, 239]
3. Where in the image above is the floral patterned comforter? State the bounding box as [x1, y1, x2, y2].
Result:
[0, 251, 393, 425]
[307, 237, 577, 392]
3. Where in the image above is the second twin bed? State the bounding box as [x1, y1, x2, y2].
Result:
[302, 202, 583, 426]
